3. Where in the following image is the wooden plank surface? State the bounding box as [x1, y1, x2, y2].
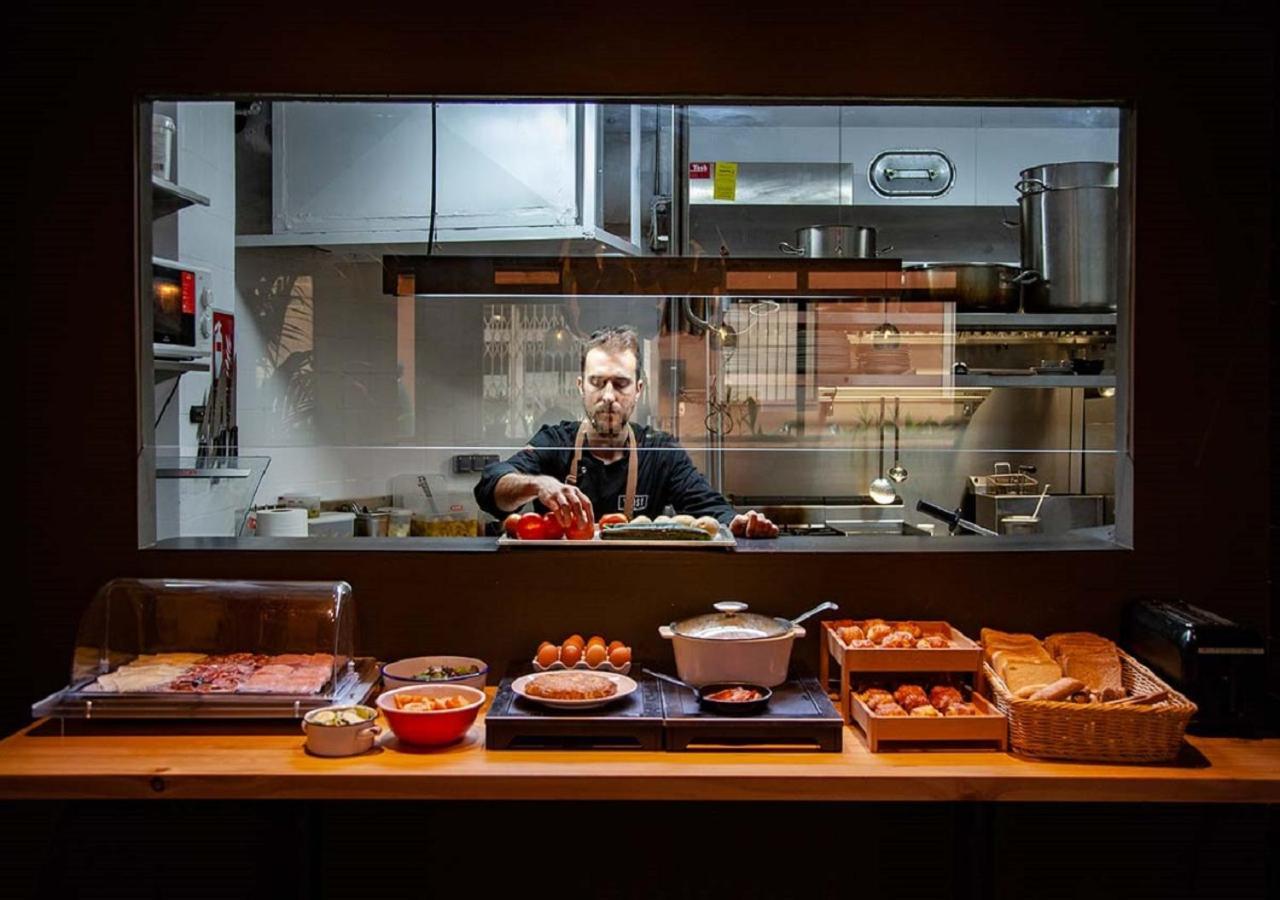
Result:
[1, 695, 1276, 803]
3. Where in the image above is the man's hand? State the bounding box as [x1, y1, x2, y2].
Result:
[729, 509, 779, 539]
[534, 476, 594, 527]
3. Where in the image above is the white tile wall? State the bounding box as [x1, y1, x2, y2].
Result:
[154, 102, 239, 539]
[234, 248, 490, 513]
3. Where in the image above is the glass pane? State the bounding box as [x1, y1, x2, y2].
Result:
[141, 98, 1124, 547]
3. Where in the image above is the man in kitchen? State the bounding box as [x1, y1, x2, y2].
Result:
[474, 326, 779, 539]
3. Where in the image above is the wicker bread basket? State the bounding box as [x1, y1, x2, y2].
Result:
[985, 649, 1196, 763]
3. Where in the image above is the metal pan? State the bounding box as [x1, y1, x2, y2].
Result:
[643, 668, 772, 716]
[903, 262, 1022, 312]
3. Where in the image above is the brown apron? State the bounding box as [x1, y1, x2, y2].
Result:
[565, 420, 639, 519]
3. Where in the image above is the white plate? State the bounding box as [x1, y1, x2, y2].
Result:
[510, 672, 638, 710]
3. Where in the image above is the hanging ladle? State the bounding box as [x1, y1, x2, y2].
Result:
[871, 298, 901, 350]
[888, 397, 908, 483]
[869, 397, 897, 505]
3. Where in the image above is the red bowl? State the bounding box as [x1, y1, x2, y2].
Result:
[377, 684, 485, 746]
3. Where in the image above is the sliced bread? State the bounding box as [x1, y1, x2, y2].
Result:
[991, 646, 1053, 674]
[1045, 632, 1115, 658]
[1001, 659, 1063, 694]
[1061, 653, 1123, 696]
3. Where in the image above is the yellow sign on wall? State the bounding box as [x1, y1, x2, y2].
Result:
[713, 161, 738, 201]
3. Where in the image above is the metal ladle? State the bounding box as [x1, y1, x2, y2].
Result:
[871, 298, 901, 350]
[869, 397, 897, 504]
[888, 397, 908, 483]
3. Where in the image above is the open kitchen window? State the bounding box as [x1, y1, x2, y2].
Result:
[137, 99, 1131, 550]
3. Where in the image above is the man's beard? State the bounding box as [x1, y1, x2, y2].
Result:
[588, 405, 628, 439]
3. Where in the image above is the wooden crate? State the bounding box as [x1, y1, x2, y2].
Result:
[848, 690, 1007, 752]
[818, 620, 982, 723]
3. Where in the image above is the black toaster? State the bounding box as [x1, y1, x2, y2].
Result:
[1123, 599, 1267, 736]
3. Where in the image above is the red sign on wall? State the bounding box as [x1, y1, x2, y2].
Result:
[212, 310, 235, 383]
[688, 162, 712, 179]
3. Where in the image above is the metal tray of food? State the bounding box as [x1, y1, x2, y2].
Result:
[31, 657, 381, 720]
[498, 529, 736, 550]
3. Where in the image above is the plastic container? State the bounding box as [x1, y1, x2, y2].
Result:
[308, 512, 356, 538]
[410, 512, 478, 537]
[376, 507, 413, 538]
[152, 114, 176, 180]
[279, 493, 322, 518]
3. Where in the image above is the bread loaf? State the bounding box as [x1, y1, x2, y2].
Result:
[1028, 677, 1087, 702]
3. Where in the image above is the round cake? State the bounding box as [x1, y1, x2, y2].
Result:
[525, 671, 617, 700]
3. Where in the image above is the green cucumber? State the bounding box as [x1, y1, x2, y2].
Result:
[599, 523, 712, 541]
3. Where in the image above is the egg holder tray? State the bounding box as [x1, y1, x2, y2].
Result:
[530, 659, 632, 676]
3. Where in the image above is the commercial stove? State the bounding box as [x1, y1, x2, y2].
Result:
[733, 496, 933, 537]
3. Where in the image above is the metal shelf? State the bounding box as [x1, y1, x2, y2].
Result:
[955, 312, 1116, 329]
[155, 357, 209, 374]
[955, 374, 1115, 388]
[152, 175, 210, 219]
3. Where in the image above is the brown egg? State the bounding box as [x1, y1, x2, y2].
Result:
[608, 645, 631, 667]
[586, 635, 606, 649]
[607, 640, 625, 652]
[584, 644, 608, 667]
[536, 641, 556, 654]
[563, 634, 585, 649]
[535, 644, 560, 667]
[560, 642, 583, 667]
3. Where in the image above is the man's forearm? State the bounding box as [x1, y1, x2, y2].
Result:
[493, 472, 547, 512]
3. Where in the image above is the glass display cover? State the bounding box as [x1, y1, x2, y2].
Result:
[33, 578, 378, 719]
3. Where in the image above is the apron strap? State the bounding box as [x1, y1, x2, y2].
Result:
[623, 426, 639, 519]
[566, 421, 588, 486]
[565, 420, 640, 519]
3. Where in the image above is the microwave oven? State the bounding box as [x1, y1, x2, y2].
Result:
[152, 257, 212, 360]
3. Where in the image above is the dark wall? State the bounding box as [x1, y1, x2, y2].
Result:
[8, 2, 1273, 731]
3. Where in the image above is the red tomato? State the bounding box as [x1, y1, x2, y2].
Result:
[599, 513, 628, 528]
[566, 513, 595, 541]
[540, 513, 565, 540]
[516, 512, 546, 541]
[502, 513, 521, 537]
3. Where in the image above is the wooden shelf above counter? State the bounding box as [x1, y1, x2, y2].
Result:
[1, 699, 1276, 804]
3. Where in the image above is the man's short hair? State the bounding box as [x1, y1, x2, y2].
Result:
[581, 326, 643, 382]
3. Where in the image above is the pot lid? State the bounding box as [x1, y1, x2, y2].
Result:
[669, 601, 791, 640]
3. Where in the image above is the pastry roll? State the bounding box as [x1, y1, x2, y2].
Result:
[838, 624, 866, 645]
[909, 705, 941, 717]
[880, 631, 917, 648]
[894, 621, 923, 640]
[875, 701, 908, 716]
[944, 702, 978, 716]
[893, 684, 929, 710]
[929, 685, 964, 711]
[865, 623, 893, 643]
[861, 689, 894, 709]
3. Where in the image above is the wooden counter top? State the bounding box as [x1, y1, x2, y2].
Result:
[1, 702, 1277, 803]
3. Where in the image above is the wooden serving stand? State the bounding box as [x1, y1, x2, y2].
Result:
[848, 692, 1007, 752]
[819, 620, 983, 723]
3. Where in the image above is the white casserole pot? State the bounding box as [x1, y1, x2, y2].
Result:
[658, 600, 837, 687]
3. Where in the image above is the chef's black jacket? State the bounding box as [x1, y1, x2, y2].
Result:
[474, 421, 736, 524]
